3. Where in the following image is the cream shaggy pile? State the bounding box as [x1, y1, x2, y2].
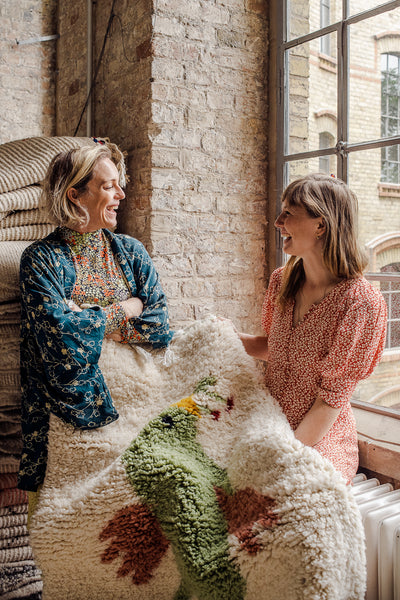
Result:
[29, 317, 366, 600]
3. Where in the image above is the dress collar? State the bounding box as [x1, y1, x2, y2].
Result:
[59, 227, 103, 247]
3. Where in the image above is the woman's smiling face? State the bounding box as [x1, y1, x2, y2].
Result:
[274, 199, 324, 258]
[70, 158, 125, 232]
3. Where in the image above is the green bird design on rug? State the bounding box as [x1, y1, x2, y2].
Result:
[120, 378, 246, 600]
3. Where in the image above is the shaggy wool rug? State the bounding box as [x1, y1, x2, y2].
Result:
[29, 317, 366, 600]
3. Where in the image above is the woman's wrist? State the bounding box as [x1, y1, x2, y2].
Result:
[120, 297, 144, 319]
[239, 333, 269, 361]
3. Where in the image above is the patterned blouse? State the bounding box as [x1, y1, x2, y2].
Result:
[18, 227, 173, 491]
[60, 227, 141, 343]
[261, 267, 387, 483]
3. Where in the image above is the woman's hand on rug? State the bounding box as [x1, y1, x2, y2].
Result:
[294, 396, 340, 447]
[121, 297, 144, 319]
[66, 299, 82, 312]
[217, 317, 270, 361]
[106, 328, 123, 342]
[237, 333, 270, 361]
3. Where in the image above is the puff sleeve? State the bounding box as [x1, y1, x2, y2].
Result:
[318, 287, 387, 409]
[261, 267, 284, 336]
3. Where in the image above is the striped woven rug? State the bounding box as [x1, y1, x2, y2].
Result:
[0, 185, 42, 216]
[0, 137, 95, 194]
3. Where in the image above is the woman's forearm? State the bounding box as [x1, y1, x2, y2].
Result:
[294, 396, 340, 447]
[238, 333, 269, 361]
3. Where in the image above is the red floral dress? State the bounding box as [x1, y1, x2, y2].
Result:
[261, 267, 387, 483]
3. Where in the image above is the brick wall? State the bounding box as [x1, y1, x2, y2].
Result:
[0, 0, 57, 143]
[56, 0, 269, 332]
[147, 0, 269, 327]
[1, 0, 269, 333]
[56, 1, 89, 138]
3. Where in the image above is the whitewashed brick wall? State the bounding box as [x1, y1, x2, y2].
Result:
[57, 0, 270, 332]
[0, 0, 57, 143]
[1, 0, 269, 333]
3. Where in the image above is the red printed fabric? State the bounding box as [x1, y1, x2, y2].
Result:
[261, 267, 387, 483]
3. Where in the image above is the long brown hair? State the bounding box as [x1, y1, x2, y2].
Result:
[277, 173, 368, 309]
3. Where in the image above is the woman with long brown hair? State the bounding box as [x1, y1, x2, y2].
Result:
[234, 173, 387, 483]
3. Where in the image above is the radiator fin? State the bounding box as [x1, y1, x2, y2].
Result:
[353, 474, 400, 600]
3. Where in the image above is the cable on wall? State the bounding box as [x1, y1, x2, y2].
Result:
[111, 14, 137, 64]
[73, 0, 159, 137]
[73, 0, 117, 136]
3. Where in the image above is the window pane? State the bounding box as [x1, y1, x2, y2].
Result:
[286, 34, 337, 155]
[352, 272, 400, 414]
[388, 95, 399, 118]
[288, 0, 342, 41]
[349, 6, 400, 144]
[284, 155, 337, 185]
[348, 148, 400, 256]
[348, 0, 395, 17]
[381, 143, 400, 184]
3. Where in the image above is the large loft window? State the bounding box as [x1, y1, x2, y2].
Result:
[381, 52, 400, 183]
[269, 0, 400, 418]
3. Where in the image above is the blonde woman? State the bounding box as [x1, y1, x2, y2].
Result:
[235, 173, 387, 483]
[18, 144, 173, 493]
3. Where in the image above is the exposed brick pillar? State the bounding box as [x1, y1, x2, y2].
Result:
[56, 0, 269, 332]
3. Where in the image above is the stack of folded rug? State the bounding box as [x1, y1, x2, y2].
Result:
[0, 473, 42, 600]
[0, 136, 95, 242]
[0, 136, 95, 600]
[0, 240, 31, 472]
[0, 239, 43, 599]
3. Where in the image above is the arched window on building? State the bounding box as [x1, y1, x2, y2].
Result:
[320, 0, 331, 55]
[381, 52, 400, 183]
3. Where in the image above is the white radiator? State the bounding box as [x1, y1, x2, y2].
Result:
[353, 473, 400, 600]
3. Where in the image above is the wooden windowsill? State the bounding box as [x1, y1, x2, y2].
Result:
[318, 52, 337, 73]
[354, 406, 400, 486]
[378, 182, 400, 198]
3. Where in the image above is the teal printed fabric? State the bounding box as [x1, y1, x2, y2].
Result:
[18, 228, 173, 492]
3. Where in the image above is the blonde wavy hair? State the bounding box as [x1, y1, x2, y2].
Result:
[43, 141, 127, 228]
[277, 173, 368, 310]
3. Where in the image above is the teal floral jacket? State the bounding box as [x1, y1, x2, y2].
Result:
[18, 228, 173, 491]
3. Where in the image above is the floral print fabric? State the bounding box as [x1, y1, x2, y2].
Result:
[60, 227, 140, 341]
[18, 228, 173, 491]
[261, 267, 387, 483]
